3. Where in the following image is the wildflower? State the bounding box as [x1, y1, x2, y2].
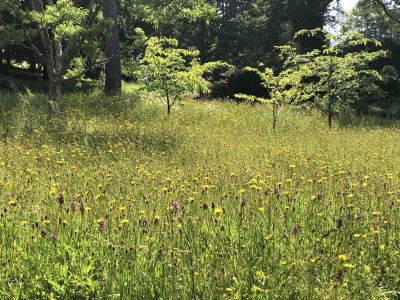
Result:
[336, 217, 343, 230]
[98, 220, 105, 232]
[338, 254, 348, 261]
[356, 213, 362, 220]
[154, 215, 160, 224]
[241, 196, 247, 207]
[49, 234, 57, 241]
[251, 284, 264, 293]
[343, 263, 356, 268]
[214, 207, 223, 214]
[317, 193, 322, 200]
[140, 218, 148, 227]
[80, 202, 85, 213]
[172, 200, 179, 211]
[58, 192, 64, 205]
[292, 225, 299, 234]
[70, 201, 76, 212]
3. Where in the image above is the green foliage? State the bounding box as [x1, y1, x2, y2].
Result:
[138, 30, 229, 114]
[277, 29, 387, 127]
[341, 0, 400, 39]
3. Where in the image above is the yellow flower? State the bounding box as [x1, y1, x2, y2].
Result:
[20, 221, 28, 226]
[338, 254, 348, 261]
[343, 263, 356, 268]
[251, 285, 264, 293]
[347, 193, 354, 198]
[354, 233, 361, 238]
[364, 265, 371, 273]
[214, 207, 223, 214]
[258, 207, 265, 212]
[119, 206, 126, 211]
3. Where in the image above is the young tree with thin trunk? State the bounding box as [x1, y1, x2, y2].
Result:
[278, 29, 387, 128]
[138, 30, 229, 115]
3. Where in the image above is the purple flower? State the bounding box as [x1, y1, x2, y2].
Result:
[70, 201, 76, 212]
[98, 220, 105, 232]
[292, 225, 299, 234]
[336, 217, 343, 229]
[241, 196, 247, 207]
[356, 213, 362, 220]
[317, 193, 322, 200]
[172, 200, 179, 211]
[80, 202, 85, 213]
[58, 192, 64, 205]
[140, 218, 148, 227]
[50, 233, 57, 241]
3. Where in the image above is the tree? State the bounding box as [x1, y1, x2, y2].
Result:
[342, 0, 400, 39]
[370, 0, 400, 24]
[103, 0, 121, 96]
[137, 29, 228, 114]
[235, 67, 299, 131]
[1, 0, 104, 117]
[278, 29, 387, 128]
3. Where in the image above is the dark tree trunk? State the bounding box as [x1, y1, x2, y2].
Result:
[28, 50, 37, 72]
[103, 0, 121, 96]
[6, 48, 11, 66]
[48, 78, 61, 118]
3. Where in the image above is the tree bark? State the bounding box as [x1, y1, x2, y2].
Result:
[48, 78, 61, 118]
[103, 0, 121, 96]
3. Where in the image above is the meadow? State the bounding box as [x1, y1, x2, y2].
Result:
[0, 90, 399, 299]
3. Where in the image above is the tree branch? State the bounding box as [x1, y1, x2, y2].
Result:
[371, 0, 400, 23]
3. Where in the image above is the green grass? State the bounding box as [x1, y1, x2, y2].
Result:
[0, 91, 399, 299]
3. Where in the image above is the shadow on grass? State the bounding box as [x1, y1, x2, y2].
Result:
[0, 92, 182, 155]
[336, 113, 400, 129]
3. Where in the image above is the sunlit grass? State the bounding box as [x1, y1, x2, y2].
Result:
[0, 92, 399, 299]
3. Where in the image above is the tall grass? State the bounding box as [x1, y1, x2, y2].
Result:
[0, 91, 399, 299]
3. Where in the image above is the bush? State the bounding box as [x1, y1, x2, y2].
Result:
[207, 67, 269, 100]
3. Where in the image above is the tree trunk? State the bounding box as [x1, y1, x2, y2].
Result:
[328, 110, 332, 129]
[48, 78, 61, 118]
[103, 0, 121, 96]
